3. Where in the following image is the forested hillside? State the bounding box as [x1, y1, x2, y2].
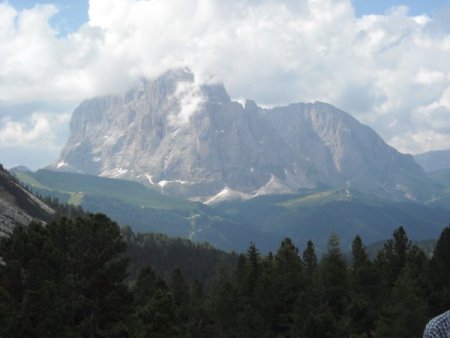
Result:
[123, 227, 238, 285]
[30, 197, 238, 286]
[1, 212, 449, 337]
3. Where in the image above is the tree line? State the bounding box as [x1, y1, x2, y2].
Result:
[1, 213, 449, 337]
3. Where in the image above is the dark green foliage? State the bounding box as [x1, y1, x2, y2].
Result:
[270, 238, 305, 334]
[1, 218, 448, 338]
[0, 214, 131, 337]
[242, 243, 260, 302]
[321, 234, 349, 316]
[373, 226, 430, 337]
[208, 260, 239, 336]
[123, 226, 237, 285]
[375, 274, 428, 338]
[188, 279, 210, 337]
[375, 226, 411, 289]
[428, 226, 450, 315]
[83, 194, 192, 236]
[303, 239, 318, 275]
[348, 235, 379, 336]
[41, 195, 86, 219]
[130, 267, 179, 337]
[316, 233, 350, 337]
[233, 243, 267, 337]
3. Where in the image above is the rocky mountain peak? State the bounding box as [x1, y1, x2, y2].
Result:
[53, 69, 433, 202]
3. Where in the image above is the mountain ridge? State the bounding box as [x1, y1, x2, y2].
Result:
[414, 149, 450, 173]
[52, 68, 433, 202]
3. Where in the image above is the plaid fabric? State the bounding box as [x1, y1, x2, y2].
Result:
[424, 310, 450, 338]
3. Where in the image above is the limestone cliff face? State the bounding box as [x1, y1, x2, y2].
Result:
[53, 68, 430, 201]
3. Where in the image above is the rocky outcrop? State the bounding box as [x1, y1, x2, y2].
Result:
[0, 165, 54, 236]
[53, 68, 432, 202]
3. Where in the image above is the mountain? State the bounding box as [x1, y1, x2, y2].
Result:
[414, 149, 450, 173]
[10, 165, 32, 173]
[0, 165, 54, 236]
[52, 68, 432, 202]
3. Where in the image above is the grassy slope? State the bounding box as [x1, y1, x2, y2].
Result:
[15, 170, 195, 210]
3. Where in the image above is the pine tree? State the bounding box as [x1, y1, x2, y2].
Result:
[376, 226, 411, 289]
[131, 266, 178, 337]
[318, 233, 350, 337]
[0, 222, 73, 337]
[188, 279, 210, 337]
[170, 267, 190, 334]
[234, 242, 265, 338]
[244, 242, 260, 302]
[269, 238, 305, 334]
[68, 214, 132, 337]
[208, 259, 238, 336]
[428, 226, 450, 315]
[303, 240, 318, 276]
[296, 239, 321, 336]
[375, 273, 428, 337]
[347, 235, 378, 336]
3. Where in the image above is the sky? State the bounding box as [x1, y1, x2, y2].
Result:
[1, 0, 450, 170]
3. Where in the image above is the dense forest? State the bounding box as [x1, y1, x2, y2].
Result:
[1, 212, 449, 337]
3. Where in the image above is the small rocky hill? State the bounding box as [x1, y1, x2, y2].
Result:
[0, 164, 54, 236]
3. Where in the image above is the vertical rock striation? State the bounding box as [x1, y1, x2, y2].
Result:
[52, 68, 431, 202]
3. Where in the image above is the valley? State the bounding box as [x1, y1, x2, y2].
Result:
[11, 167, 450, 253]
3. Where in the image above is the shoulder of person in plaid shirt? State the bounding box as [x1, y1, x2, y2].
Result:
[424, 310, 450, 338]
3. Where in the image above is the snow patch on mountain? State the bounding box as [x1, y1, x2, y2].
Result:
[255, 174, 297, 196]
[56, 161, 68, 169]
[100, 168, 128, 178]
[205, 186, 252, 205]
[158, 179, 189, 188]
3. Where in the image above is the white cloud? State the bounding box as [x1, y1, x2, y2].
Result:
[1, 0, 450, 156]
[0, 110, 71, 169]
[414, 69, 446, 86]
[0, 112, 70, 147]
[167, 80, 205, 128]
